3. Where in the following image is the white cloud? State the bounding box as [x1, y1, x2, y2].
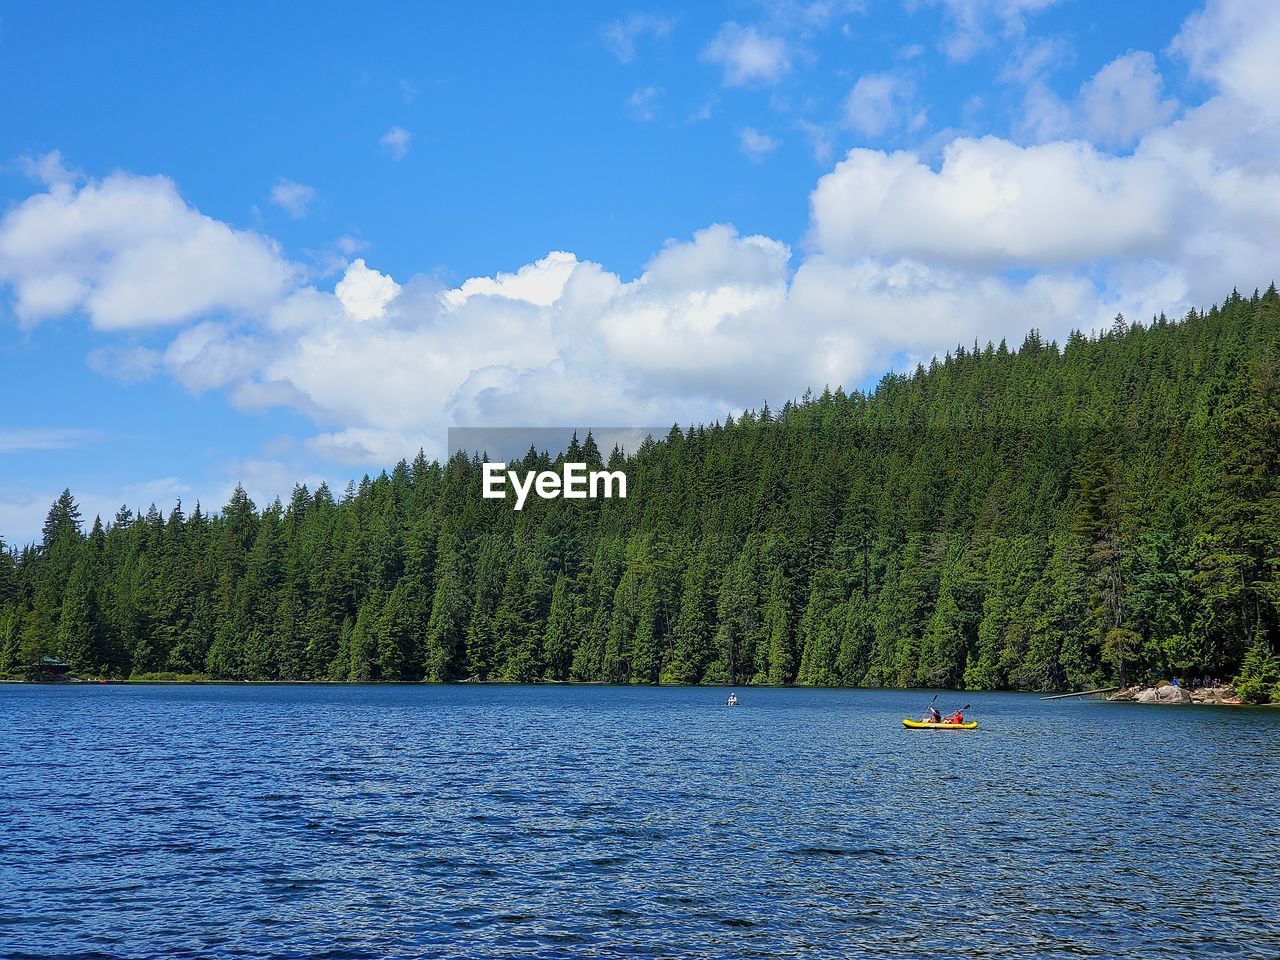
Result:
[269, 178, 317, 218]
[763, 0, 865, 33]
[335, 235, 367, 256]
[0, 428, 103, 453]
[1019, 51, 1178, 147]
[0, 167, 293, 329]
[999, 36, 1070, 85]
[1015, 81, 1073, 142]
[1080, 51, 1178, 147]
[627, 85, 661, 121]
[789, 255, 1100, 372]
[21, 149, 79, 189]
[739, 127, 780, 162]
[335, 258, 401, 321]
[5, 0, 1280, 483]
[810, 139, 1174, 267]
[85, 345, 161, 383]
[797, 119, 835, 164]
[844, 73, 912, 137]
[160, 220, 1108, 449]
[812, 86, 1280, 313]
[305, 428, 439, 466]
[380, 125, 411, 160]
[1172, 0, 1280, 118]
[443, 251, 578, 308]
[688, 98, 716, 123]
[702, 22, 791, 87]
[924, 0, 1064, 62]
[603, 13, 674, 63]
[163, 322, 262, 393]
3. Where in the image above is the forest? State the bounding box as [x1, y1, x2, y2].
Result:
[2, 285, 1279, 697]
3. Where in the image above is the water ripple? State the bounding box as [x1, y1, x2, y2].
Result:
[2, 684, 1278, 959]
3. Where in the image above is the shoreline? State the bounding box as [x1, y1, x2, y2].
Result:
[5, 676, 1276, 705]
[1106, 682, 1245, 706]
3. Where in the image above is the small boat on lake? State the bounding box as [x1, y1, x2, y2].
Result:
[902, 718, 978, 730]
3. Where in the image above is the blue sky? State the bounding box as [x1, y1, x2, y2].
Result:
[1, 0, 1277, 543]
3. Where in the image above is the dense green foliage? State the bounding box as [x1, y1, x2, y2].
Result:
[3, 286, 1278, 690]
[1233, 645, 1280, 704]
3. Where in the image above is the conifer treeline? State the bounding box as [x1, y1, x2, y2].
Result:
[2, 286, 1278, 691]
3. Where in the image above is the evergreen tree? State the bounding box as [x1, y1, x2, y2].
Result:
[1, 284, 1277, 691]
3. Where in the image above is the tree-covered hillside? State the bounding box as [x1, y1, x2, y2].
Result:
[3, 286, 1279, 693]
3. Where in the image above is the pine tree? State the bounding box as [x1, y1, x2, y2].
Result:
[0, 283, 1276, 691]
[57, 559, 103, 672]
[43, 489, 83, 548]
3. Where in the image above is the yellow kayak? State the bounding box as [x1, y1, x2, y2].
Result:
[903, 718, 978, 730]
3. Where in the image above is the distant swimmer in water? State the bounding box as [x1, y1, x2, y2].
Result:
[726, 692, 739, 706]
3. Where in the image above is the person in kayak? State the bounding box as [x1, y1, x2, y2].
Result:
[943, 709, 965, 724]
[923, 705, 942, 723]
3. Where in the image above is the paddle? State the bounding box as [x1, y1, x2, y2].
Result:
[936, 702, 971, 723]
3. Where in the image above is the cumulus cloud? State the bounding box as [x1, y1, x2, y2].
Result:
[335, 258, 401, 321]
[810, 139, 1173, 267]
[1019, 51, 1179, 147]
[1080, 51, 1179, 147]
[843, 73, 913, 138]
[739, 127, 780, 162]
[163, 322, 262, 393]
[140, 221, 1105, 453]
[0, 165, 293, 329]
[443, 251, 578, 308]
[1172, 0, 1280, 118]
[702, 22, 791, 87]
[380, 126, 411, 160]
[789, 256, 1099, 374]
[812, 101, 1280, 314]
[269, 178, 316, 218]
[4, 0, 1280, 485]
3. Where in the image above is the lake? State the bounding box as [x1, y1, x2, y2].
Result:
[2, 684, 1278, 959]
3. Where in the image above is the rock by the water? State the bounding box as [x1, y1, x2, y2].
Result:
[1110, 682, 1238, 704]
[1130, 684, 1193, 704]
[1191, 685, 1240, 705]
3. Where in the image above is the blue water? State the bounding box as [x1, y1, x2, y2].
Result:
[2, 685, 1279, 959]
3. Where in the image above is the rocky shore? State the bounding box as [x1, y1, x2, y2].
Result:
[1107, 683, 1242, 705]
